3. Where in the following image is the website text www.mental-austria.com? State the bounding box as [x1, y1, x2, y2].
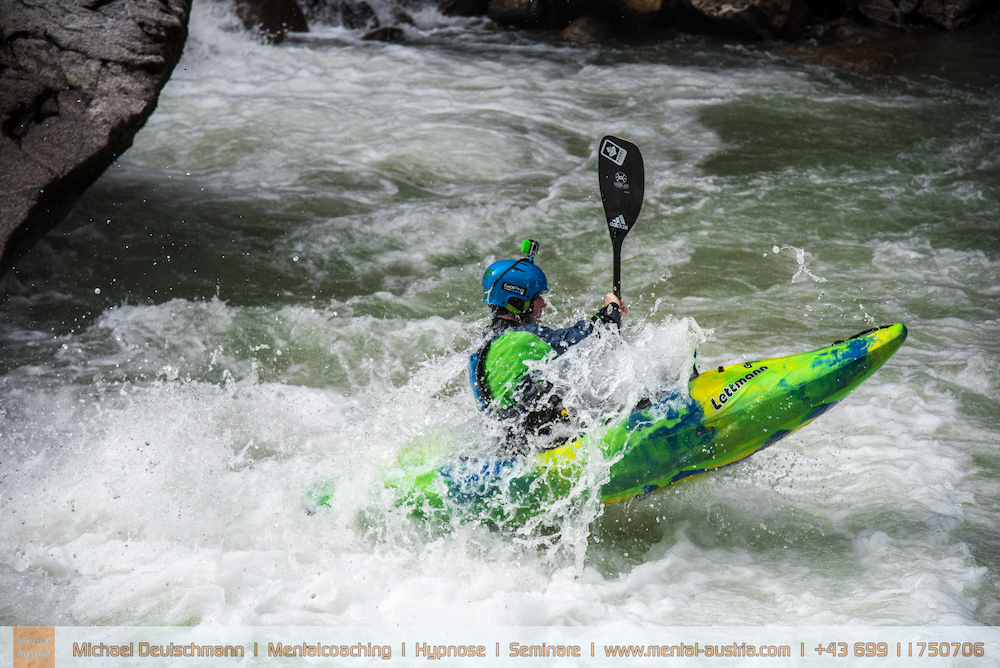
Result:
[603, 642, 789, 658]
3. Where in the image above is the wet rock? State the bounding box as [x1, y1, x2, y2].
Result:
[440, 0, 491, 16]
[342, 0, 380, 29]
[846, 0, 999, 29]
[684, 0, 810, 39]
[805, 16, 894, 42]
[548, 0, 608, 23]
[853, 0, 926, 28]
[362, 25, 406, 40]
[619, 0, 664, 12]
[0, 0, 191, 276]
[557, 14, 615, 42]
[917, 0, 1000, 28]
[234, 0, 309, 43]
[393, 8, 417, 24]
[485, 0, 647, 28]
[488, 0, 547, 25]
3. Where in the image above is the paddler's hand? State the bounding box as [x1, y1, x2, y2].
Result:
[604, 292, 627, 317]
[594, 293, 626, 326]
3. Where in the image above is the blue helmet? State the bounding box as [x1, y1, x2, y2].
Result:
[482, 258, 548, 316]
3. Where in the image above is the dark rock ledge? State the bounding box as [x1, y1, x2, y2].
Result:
[235, 0, 309, 43]
[441, 0, 999, 43]
[0, 0, 191, 276]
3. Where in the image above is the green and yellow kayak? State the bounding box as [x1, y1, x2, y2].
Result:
[598, 322, 906, 504]
[359, 324, 906, 525]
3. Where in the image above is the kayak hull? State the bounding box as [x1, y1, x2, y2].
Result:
[597, 322, 907, 503]
[380, 324, 907, 523]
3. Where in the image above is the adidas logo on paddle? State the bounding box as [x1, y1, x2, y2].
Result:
[609, 215, 628, 230]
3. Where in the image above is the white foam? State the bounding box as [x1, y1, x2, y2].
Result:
[2, 2, 998, 629]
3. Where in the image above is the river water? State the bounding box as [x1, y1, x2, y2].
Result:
[2, 2, 999, 629]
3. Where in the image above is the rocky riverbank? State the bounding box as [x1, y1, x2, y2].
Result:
[1, 0, 996, 281]
[0, 0, 191, 276]
[301, 0, 1000, 44]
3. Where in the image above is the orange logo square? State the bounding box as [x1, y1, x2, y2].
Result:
[13, 627, 55, 668]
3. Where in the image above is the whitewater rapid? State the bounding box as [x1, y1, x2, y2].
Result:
[2, 1, 999, 630]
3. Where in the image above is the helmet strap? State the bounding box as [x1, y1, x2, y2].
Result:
[491, 306, 524, 325]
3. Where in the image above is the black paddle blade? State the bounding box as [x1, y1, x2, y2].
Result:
[598, 135, 644, 244]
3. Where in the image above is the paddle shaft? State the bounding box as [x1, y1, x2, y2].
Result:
[612, 237, 623, 299]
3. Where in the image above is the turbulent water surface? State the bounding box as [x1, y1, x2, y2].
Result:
[2, 2, 999, 628]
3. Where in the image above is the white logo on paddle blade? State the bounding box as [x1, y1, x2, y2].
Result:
[614, 171, 628, 189]
[609, 214, 628, 229]
[601, 139, 627, 166]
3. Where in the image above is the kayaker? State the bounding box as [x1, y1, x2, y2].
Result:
[469, 240, 626, 455]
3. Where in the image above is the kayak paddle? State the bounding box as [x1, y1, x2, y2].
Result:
[598, 135, 644, 301]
